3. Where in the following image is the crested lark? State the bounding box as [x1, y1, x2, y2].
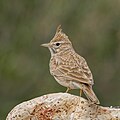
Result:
[41, 25, 100, 104]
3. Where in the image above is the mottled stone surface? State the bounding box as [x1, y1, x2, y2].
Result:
[6, 93, 120, 120]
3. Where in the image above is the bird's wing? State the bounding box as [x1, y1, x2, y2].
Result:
[54, 53, 94, 85]
[78, 55, 94, 85]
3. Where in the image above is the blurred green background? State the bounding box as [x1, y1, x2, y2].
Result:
[1, 0, 120, 119]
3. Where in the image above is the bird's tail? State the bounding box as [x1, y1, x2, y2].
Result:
[82, 84, 100, 104]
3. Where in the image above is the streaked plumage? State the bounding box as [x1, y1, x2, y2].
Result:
[41, 25, 100, 104]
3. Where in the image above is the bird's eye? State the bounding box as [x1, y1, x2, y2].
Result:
[55, 43, 60, 46]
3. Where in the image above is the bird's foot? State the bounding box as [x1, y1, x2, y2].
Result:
[65, 87, 70, 93]
[80, 89, 83, 97]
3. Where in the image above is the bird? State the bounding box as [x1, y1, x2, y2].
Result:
[41, 25, 100, 104]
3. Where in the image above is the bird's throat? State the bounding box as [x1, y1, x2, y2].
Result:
[49, 47, 56, 56]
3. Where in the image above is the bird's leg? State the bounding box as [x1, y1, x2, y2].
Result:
[80, 89, 83, 96]
[66, 87, 70, 93]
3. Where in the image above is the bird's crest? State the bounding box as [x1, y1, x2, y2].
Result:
[51, 25, 71, 44]
[56, 25, 62, 33]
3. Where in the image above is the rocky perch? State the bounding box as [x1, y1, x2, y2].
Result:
[6, 93, 120, 120]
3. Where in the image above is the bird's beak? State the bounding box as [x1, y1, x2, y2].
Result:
[41, 43, 50, 47]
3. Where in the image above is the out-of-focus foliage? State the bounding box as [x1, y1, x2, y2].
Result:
[0, 0, 120, 119]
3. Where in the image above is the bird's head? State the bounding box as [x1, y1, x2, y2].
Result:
[41, 25, 73, 56]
